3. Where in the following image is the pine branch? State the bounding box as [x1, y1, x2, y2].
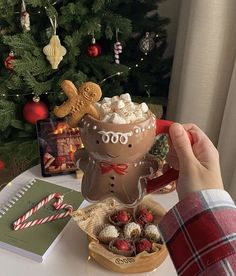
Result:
[3, 33, 36, 51]
[0, 99, 16, 130]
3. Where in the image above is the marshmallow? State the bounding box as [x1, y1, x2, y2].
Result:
[134, 109, 143, 117]
[140, 102, 149, 113]
[101, 114, 112, 122]
[109, 113, 127, 124]
[125, 102, 135, 111]
[96, 95, 149, 124]
[111, 95, 120, 102]
[120, 93, 132, 103]
[134, 109, 146, 122]
[111, 100, 125, 110]
[100, 103, 112, 114]
[95, 102, 102, 113]
[101, 97, 112, 104]
[123, 112, 137, 123]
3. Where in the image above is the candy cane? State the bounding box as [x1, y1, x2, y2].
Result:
[114, 41, 122, 64]
[13, 193, 73, 231]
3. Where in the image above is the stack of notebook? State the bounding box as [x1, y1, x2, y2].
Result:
[0, 178, 83, 262]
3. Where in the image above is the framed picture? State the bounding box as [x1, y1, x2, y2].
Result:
[36, 118, 83, 177]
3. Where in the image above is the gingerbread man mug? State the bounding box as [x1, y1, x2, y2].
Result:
[75, 112, 192, 206]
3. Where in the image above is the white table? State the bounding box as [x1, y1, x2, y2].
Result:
[0, 165, 178, 276]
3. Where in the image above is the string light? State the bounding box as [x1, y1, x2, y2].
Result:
[100, 54, 148, 84]
[0, 91, 57, 98]
[0, 53, 149, 98]
[99, 71, 124, 84]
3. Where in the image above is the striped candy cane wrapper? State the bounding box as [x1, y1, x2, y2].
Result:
[114, 41, 122, 64]
[13, 193, 73, 231]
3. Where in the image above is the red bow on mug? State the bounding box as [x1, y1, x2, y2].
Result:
[99, 162, 128, 175]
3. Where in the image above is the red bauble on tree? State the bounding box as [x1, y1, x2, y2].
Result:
[4, 51, 16, 70]
[0, 160, 6, 171]
[87, 37, 101, 57]
[23, 97, 48, 124]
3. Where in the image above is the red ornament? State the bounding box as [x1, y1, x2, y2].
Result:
[23, 98, 48, 124]
[0, 160, 6, 171]
[4, 51, 16, 70]
[87, 42, 101, 57]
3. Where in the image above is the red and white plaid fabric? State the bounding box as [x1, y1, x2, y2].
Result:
[159, 189, 236, 275]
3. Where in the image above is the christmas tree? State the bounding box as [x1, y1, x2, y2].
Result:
[0, 0, 171, 177]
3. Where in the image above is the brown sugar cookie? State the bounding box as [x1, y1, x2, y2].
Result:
[54, 80, 102, 127]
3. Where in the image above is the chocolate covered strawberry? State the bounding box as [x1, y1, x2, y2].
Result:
[109, 209, 131, 225]
[109, 238, 134, 257]
[135, 238, 152, 254]
[136, 208, 153, 226]
[113, 239, 130, 251]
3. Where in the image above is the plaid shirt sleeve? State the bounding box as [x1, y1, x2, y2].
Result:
[158, 189, 236, 275]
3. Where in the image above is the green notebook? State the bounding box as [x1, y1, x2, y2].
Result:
[0, 178, 83, 262]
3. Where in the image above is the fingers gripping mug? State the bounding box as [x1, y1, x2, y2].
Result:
[75, 112, 192, 206]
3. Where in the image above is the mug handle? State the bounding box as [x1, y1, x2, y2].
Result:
[146, 119, 193, 194]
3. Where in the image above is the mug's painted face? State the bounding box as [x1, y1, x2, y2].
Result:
[79, 114, 156, 163]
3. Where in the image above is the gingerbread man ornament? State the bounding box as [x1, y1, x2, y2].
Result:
[54, 80, 102, 127]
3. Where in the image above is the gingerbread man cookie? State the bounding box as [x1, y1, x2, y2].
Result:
[54, 80, 102, 127]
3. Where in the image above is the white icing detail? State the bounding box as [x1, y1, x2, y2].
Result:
[119, 135, 128, 144]
[92, 160, 95, 164]
[98, 131, 110, 143]
[142, 128, 145, 132]
[87, 123, 90, 127]
[93, 125, 97, 130]
[83, 121, 86, 126]
[139, 161, 142, 165]
[98, 130, 132, 144]
[147, 125, 151, 129]
[133, 126, 141, 134]
[111, 133, 119, 143]
[134, 163, 138, 167]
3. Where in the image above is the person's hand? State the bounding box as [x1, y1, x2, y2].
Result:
[166, 123, 224, 200]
